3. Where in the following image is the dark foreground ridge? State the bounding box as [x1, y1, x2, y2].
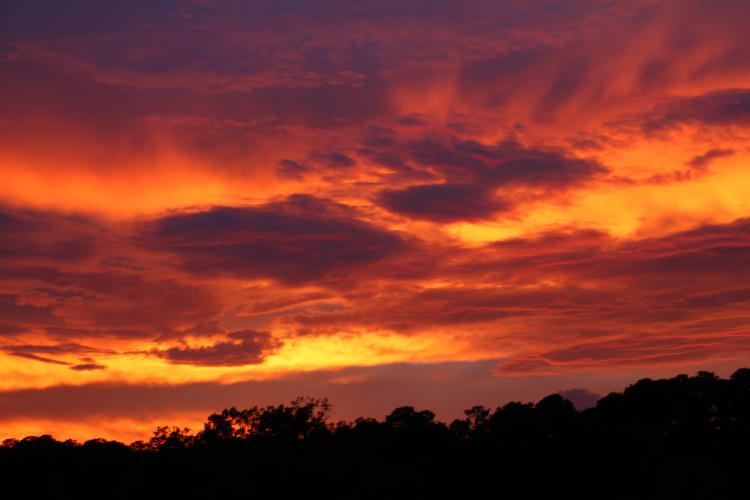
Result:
[4, 369, 750, 499]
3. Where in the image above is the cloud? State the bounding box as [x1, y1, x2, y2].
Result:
[0, 205, 225, 342]
[641, 89, 750, 135]
[0, 294, 57, 327]
[313, 152, 357, 169]
[0, 209, 101, 262]
[397, 115, 426, 127]
[374, 139, 607, 221]
[282, 217, 750, 373]
[378, 183, 510, 223]
[64, 274, 223, 332]
[1, 271, 224, 339]
[1, 344, 111, 369]
[285, 282, 615, 337]
[0, 342, 111, 356]
[403, 139, 607, 189]
[686, 148, 735, 171]
[70, 360, 107, 371]
[143, 194, 412, 284]
[154, 330, 282, 367]
[0, 325, 27, 335]
[0, 0, 633, 93]
[275, 159, 310, 180]
[496, 332, 750, 376]
[7, 352, 70, 366]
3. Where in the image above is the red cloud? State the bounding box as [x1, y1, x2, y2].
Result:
[154, 330, 282, 367]
[142, 195, 413, 285]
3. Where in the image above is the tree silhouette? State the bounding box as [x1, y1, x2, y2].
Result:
[3, 370, 750, 499]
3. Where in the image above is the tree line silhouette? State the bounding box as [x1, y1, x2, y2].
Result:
[3, 369, 750, 498]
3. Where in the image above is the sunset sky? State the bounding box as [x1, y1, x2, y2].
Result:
[2, 0, 750, 442]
